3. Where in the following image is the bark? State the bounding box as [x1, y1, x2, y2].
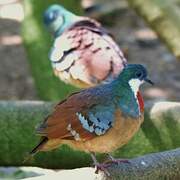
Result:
[26, 148, 180, 180]
[0, 101, 179, 169]
[127, 0, 180, 59]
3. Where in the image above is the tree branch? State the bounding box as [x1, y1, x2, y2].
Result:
[26, 148, 180, 180]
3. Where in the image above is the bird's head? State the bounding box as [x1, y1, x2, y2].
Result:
[117, 64, 153, 94]
[43, 4, 78, 37]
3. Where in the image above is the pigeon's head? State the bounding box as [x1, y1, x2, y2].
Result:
[117, 64, 153, 94]
[43, 4, 77, 37]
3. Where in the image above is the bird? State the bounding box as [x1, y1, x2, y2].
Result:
[43, 4, 127, 88]
[29, 64, 153, 175]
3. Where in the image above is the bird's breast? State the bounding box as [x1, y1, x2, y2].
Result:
[64, 109, 144, 153]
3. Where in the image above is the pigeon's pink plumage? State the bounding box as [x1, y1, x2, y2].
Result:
[50, 18, 127, 87]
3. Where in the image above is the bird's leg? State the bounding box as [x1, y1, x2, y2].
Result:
[90, 152, 111, 176]
[105, 153, 130, 165]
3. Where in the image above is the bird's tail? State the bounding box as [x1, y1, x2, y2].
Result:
[23, 137, 48, 163]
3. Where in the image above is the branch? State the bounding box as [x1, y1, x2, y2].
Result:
[26, 148, 180, 180]
[126, 0, 180, 59]
[0, 101, 180, 168]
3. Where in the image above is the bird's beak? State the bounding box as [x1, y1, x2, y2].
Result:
[144, 78, 154, 85]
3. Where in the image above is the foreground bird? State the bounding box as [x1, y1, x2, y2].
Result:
[44, 4, 127, 88]
[30, 64, 153, 174]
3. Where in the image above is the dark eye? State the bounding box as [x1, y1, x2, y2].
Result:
[136, 71, 142, 78]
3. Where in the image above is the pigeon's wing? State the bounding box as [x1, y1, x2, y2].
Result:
[36, 87, 116, 141]
[50, 18, 127, 86]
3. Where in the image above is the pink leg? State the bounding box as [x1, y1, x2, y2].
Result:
[90, 153, 111, 176]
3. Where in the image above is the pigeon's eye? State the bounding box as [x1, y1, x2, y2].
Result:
[135, 71, 143, 78]
[53, 11, 58, 20]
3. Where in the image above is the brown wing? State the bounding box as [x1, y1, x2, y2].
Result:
[36, 90, 99, 141]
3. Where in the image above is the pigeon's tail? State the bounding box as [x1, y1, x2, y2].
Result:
[23, 137, 48, 163]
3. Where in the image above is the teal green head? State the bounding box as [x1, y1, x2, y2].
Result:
[114, 64, 153, 92]
[43, 4, 78, 37]
[112, 64, 153, 117]
[118, 64, 153, 83]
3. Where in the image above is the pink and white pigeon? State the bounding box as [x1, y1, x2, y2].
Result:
[44, 4, 127, 88]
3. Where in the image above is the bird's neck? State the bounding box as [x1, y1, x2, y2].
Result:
[112, 80, 144, 118]
[54, 15, 81, 37]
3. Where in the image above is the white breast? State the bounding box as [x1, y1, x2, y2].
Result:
[128, 78, 143, 97]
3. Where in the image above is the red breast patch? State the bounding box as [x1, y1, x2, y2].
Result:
[137, 91, 144, 112]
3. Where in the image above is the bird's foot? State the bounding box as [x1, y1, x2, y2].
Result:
[90, 152, 111, 176]
[93, 162, 111, 176]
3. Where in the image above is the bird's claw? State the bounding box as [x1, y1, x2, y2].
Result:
[92, 159, 129, 176]
[93, 163, 111, 176]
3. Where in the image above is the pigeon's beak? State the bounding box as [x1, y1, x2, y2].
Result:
[144, 78, 154, 85]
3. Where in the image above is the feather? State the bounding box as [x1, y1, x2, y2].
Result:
[137, 91, 144, 112]
[36, 85, 115, 143]
[49, 18, 127, 87]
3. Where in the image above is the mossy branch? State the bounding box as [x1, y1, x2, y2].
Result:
[26, 148, 180, 180]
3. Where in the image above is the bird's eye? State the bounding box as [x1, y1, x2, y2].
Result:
[135, 71, 142, 78]
[53, 11, 58, 20]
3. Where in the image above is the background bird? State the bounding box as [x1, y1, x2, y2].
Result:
[44, 4, 127, 88]
[29, 64, 153, 174]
